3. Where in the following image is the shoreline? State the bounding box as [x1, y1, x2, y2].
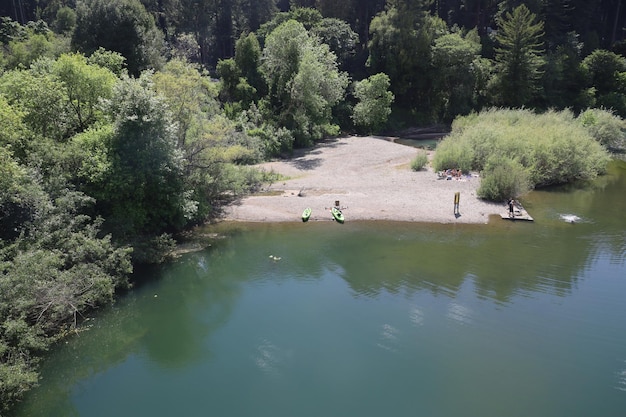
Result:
[220, 136, 503, 224]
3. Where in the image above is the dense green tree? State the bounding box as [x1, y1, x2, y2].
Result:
[539, 32, 590, 111]
[53, 6, 77, 34]
[2, 25, 57, 70]
[0, 68, 67, 141]
[0, 53, 117, 142]
[153, 59, 220, 147]
[492, 4, 545, 107]
[234, 32, 266, 99]
[96, 73, 187, 237]
[581, 49, 626, 95]
[217, 58, 242, 104]
[581, 49, 626, 116]
[0, 95, 30, 161]
[52, 53, 117, 133]
[311, 17, 359, 69]
[71, 123, 115, 194]
[261, 20, 349, 147]
[257, 6, 324, 41]
[260, 19, 313, 107]
[169, 32, 202, 63]
[86, 47, 127, 76]
[368, 5, 448, 115]
[72, 0, 165, 76]
[351, 72, 394, 134]
[258, 8, 359, 70]
[0, 146, 42, 241]
[0, 16, 24, 44]
[431, 29, 483, 121]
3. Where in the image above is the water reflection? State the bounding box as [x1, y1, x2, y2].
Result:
[323, 220, 589, 304]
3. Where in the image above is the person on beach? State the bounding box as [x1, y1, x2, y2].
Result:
[508, 198, 515, 217]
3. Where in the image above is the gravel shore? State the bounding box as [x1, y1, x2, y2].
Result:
[221, 136, 503, 223]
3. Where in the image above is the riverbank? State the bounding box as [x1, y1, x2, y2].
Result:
[221, 136, 503, 223]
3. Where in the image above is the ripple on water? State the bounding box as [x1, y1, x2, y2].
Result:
[446, 302, 473, 325]
[409, 307, 425, 326]
[252, 338, 291, 375]
[377, 323, 400, 353]
[616, 360, 626, 392]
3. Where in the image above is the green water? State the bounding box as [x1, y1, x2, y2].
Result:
[11, 161, 626, 417]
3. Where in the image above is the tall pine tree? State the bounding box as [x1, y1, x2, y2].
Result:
[493, 4, 545, 107]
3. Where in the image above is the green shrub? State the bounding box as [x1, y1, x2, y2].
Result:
[431, 134, 474, 172]
[410, 151, 429, 171]
[248, 125, 294, 157]
[578, 108, 626, 152]
[436, 108, 610, 200]
[478, 156, 531, 201]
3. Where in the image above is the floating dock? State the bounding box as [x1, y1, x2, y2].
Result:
[501, 213, 534, 221]
[501, 202, 534, 221]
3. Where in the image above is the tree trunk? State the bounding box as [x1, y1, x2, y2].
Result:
[612, 0, 622, 45]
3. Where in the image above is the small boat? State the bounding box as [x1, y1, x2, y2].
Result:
[331, 207, 344, 223]
[302, 207, 311, 222]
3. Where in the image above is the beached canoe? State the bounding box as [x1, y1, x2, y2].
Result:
[302, 207, 311, 222]
[331, 207, 344, 223]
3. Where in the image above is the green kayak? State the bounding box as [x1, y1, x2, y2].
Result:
[302, 207, 312, 222]
[331, 207, 344, 223]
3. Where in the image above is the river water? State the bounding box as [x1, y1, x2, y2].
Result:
[10, 161, 626, 417]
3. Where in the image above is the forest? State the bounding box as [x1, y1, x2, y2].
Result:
[2, 0, 626, 413]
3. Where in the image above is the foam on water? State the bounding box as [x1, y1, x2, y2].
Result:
[559, 213, 584, 223]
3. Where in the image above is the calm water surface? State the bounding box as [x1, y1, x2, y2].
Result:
[11, 161, 626, 417]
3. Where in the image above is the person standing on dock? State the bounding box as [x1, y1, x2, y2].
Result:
[508, 198, 515, 218]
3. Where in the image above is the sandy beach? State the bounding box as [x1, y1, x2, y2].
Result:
[221, 136, 503, 223]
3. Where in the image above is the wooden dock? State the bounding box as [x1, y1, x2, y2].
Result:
[501, 201, 534, 221]
[501, 213, 534, 221]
